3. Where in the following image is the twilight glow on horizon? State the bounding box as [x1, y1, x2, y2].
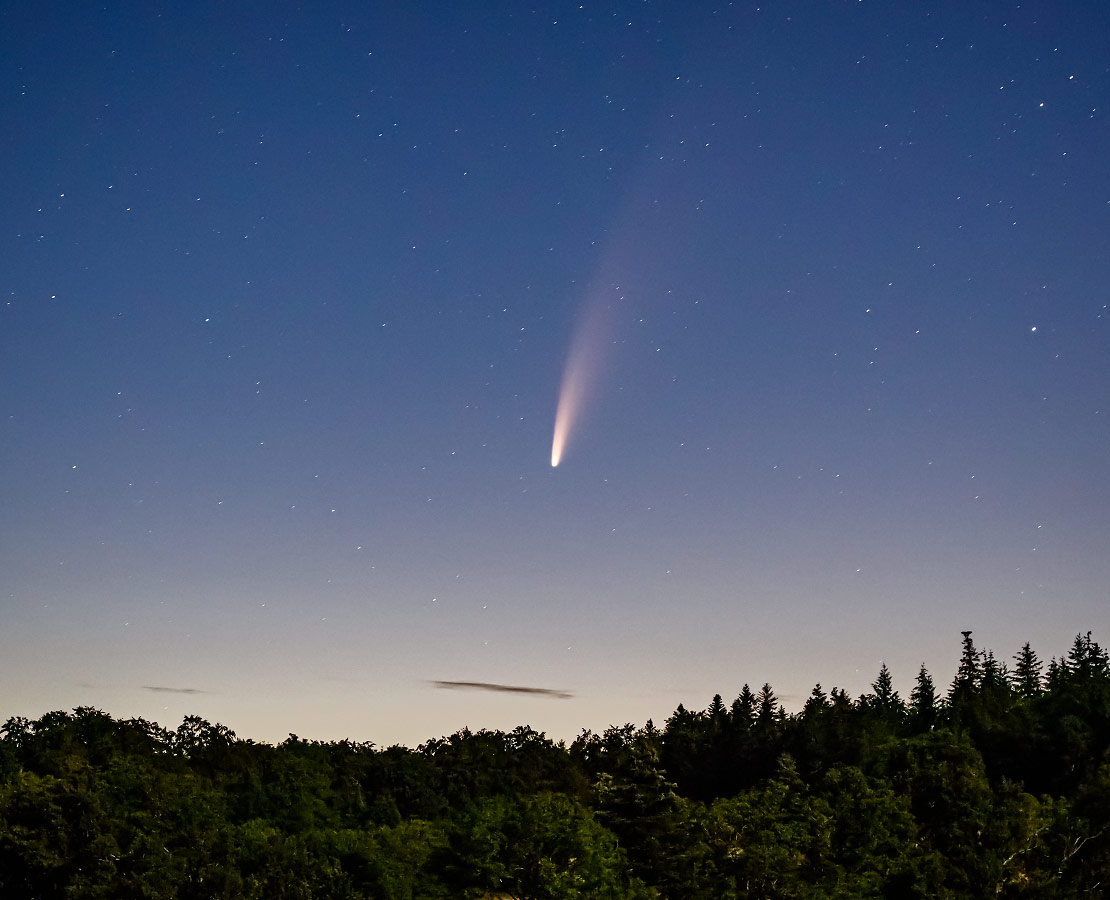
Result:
[2, 1, 1108, 748]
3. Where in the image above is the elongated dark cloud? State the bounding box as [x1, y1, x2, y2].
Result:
[431, 680, 572, 699]
[142, 685, 208, 695]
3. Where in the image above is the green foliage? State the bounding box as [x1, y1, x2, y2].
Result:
[448, 792, 630, 899]
[693, 757, 831, 899]
[1, 632, 1108, 899]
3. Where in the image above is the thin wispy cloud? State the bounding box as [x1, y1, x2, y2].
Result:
[431, 680, 573, 700]
[142, 685, 208, 695]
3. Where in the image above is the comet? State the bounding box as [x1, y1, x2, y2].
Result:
[550, 344, 589, 467]
[550, 284, 620, 467]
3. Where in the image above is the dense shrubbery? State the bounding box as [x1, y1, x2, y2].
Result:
[2, 632, 1109, 898]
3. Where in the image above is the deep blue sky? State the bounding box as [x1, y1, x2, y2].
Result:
[3, 0, 1108, 746]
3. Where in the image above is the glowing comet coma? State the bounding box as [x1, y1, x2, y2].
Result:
[550, 357, 586, 467]
[550, 287, 616, 467]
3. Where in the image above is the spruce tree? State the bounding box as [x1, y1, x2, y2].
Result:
[980, 651, 1011, 703]
[1011, 642, 1043, 699]
[1045, 656, 1067, 692]
[756, 683, 778, 724]
[953, 631, 982, 691]
[804, 683, 829, 715]
[910, 663, 938, 730]
[872, 662, 902, 713]
[948, 631, 989, 728]
[731, 684, 756, 728]
[1067, 632, 1109, 681]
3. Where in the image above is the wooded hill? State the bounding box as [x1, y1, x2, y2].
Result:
[2, 631, 1108, 898]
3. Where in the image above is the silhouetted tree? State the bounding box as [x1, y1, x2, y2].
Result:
[804, 683, 829, 715]
[756, 683, 778, 724]
[872, 662, 902, 714]
[952, 631, 982, 693]
[1012, 642, 1043, 699]
[909, 664, 939, 731]
[730, 684, 756, 729]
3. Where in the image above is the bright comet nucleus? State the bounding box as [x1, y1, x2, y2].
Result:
[550, 367, 582, 467]
[550, 285, 615, 468]
[550, 375, 579, 468]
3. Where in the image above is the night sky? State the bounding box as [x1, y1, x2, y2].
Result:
[3, 1, 1108, 748]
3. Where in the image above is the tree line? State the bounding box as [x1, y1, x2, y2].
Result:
[2, 631, 1108, 898]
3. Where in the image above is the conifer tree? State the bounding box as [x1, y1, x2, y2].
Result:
[872, 662, 902, 714]
[756, 684, 778, 724]
[953, 631, 982, 691]
[731, 684, 756, 728]
[980, 650, 1011, 705]
[1067, 634, 1090, 676]
[948, 631, 988, 728]
[981, 650, 998, 681]
[803, 684, 829, 715]
[1045, 656, 1067, 692]
[910, 663, 938, 730]
[1067, 632, 1109, 681]
[1011, 642, 1043, 699]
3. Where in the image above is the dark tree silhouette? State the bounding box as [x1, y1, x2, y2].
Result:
[1012, 642, 1043, 699]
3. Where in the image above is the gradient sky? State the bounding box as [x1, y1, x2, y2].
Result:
[3, 0, 1108, 748]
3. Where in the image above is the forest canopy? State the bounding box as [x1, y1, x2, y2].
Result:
[2, 632, 1109, 899]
